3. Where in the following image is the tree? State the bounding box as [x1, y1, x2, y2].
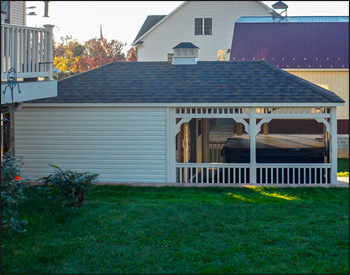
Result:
[78, 37, 126, 71]
[53, 35, 127, 79]
[53, 35, 85, 76]
[126, 47, 137, 62]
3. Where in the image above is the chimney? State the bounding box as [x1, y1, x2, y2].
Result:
[172, 42, 199, 65]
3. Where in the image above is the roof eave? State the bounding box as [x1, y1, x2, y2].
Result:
[132, 1, 189, 46]
[22, 102, 345, 108]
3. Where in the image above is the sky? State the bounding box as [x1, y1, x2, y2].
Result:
[26, 1, 349, 52]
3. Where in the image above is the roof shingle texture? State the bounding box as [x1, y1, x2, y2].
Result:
[34, 61, 344, 104]
[173, 42, 199, 49]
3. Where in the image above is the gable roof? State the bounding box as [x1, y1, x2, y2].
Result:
[30, 61, 344, 105]
[132, 1, 273, 46]
[230, 16, 349, 69]
[133, 15, 166, 44]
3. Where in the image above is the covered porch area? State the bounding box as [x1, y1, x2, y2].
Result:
[169, 106, 338, 185]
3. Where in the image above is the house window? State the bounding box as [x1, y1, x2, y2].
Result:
[195, 18, 212, 36]
[195, 18, 202, 35]
[204, 18, 212, 35]
[1, 1, 10, 23]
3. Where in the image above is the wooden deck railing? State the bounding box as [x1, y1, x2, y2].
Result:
[1, 23, 54, 80]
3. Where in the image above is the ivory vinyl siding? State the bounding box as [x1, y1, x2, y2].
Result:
[137, 1, 270, 61]
[15, 107, 167, 183]
[287, 70, 349, 120]
[9, 1, 25, 25]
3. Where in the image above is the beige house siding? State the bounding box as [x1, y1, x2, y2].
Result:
[137, 1, 270, 61]
[287, 70, 349, 120]
[9, 1, 25, 25]
[15, 107, 167, 183]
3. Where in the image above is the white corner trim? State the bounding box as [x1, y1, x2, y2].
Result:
[233, 118, 250, 135]
[255, 118, 272, 135]
[132, 1, 189, 46]
[315, 118, 330, 134]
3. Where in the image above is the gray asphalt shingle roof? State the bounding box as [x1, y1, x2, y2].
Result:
[173, 42, 199, 49]
[34, 61, 344, 104]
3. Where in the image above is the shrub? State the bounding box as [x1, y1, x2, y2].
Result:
[1, 154, 29, 232]
[40, 164, 99, 207]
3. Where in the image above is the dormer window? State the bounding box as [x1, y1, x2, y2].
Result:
[195, 18, 212, 35]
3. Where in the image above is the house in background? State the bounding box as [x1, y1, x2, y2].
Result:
[132, 1, 273, 61]
[1, 1, 57, 157]
[229, 15, 349, 157]
[14, 44, 344, 185]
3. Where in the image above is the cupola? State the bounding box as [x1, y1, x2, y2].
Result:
[172, 42, 199, 65]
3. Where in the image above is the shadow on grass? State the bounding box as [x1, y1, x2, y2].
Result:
[87, 185, 349, 205]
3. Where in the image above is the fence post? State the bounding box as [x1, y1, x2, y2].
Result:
[330, 107, 338, 183]
[44, 24, 54, 80]
[249, 108, 257, 183]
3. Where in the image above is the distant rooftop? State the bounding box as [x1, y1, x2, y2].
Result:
[237, 16, 349, 23]
[231, 16, 349, 69]
[133, 15, 166, 44]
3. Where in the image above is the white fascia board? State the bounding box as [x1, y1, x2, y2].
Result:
[257, 1, 274, 13]
[22, 102, 344, 108]
[284, 68, 349, 72]
[132, 1, 189, 46]
[1, 80, 57, 104]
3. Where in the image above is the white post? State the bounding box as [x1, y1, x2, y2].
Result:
[168, 108, 176, 183]
[330, 107, 338, 183]
[249, 108, 257, 183]
[44, 24, 54, 80]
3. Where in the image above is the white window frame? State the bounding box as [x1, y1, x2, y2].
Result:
[194, 17, 212, 36]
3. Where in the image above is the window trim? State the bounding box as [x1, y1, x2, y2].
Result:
[194, 17, 212, 36]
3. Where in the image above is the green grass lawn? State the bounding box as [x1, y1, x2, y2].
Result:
[338, 158, 349, 177]
[1, 186, 349, 274]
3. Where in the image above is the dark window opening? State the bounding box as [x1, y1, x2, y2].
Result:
[204, 18, 212, 35]
[195, 18, 202, 35]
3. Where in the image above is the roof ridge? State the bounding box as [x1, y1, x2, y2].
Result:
[58, 62, 117, 82]
[258, 62, 342, 103]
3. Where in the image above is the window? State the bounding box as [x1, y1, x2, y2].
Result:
[195, 18, 202, 35]
[204, 18, 212, 35]
[195, 18, 212, 35]
[1, 1, 10, 23]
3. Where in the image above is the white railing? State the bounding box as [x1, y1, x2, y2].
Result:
[256, 164, 332, 184]
[1, 23, 54, 80]
[176, 163, 250, 184]
[175, 163, 331, 185]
